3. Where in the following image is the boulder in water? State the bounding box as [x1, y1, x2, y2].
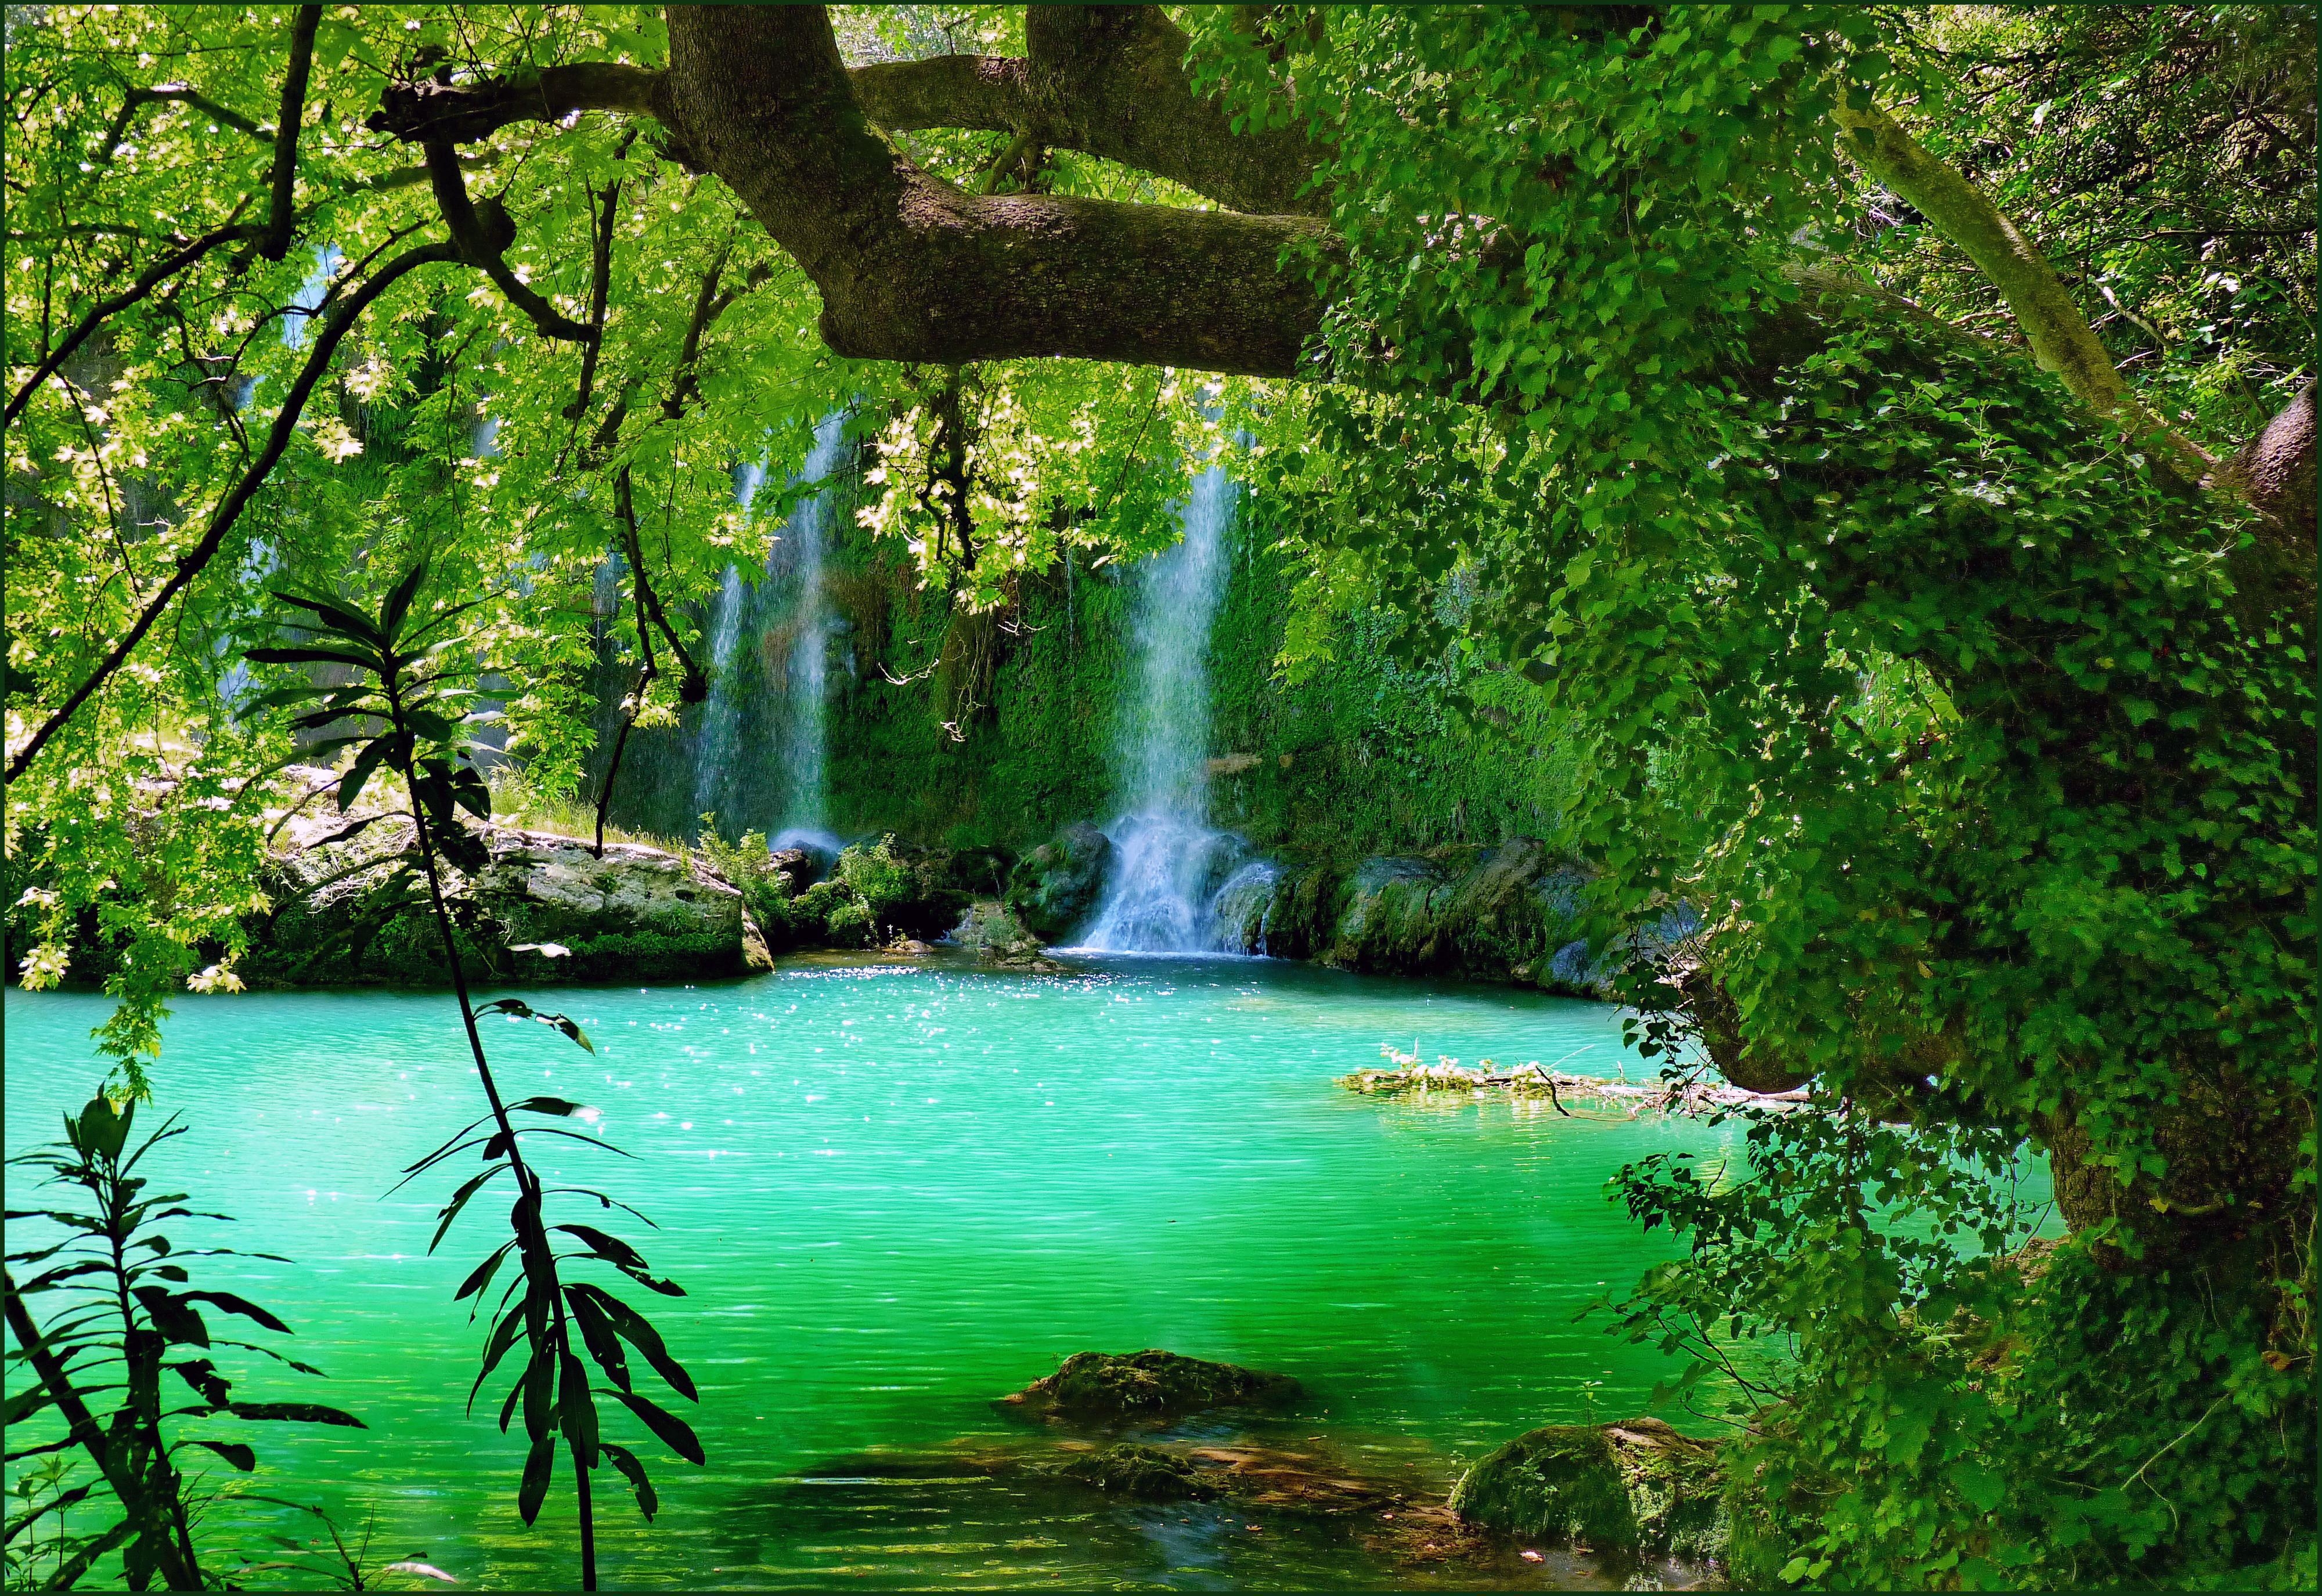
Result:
[1055, 1442, 1221, 1500]
[1448, 1417, 1726, 1561]
[1004, 821, 1115, 940]
[1003, 1349, 1301, 1422]
[245, 821, 759, 987]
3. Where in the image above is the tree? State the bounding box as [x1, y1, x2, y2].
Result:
[5, 6, 2311, 1586]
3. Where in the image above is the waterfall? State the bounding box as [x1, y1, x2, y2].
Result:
[770, 413, 846, 854]
[690, 414, 849, 848]
[689, 561, 751, 826]
[1076, 462, 1264, 953]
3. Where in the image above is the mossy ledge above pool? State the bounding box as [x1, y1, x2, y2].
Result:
[233, 815, 770, 989]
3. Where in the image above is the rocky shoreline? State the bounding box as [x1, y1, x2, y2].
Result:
[780, 1348, 1730, 1590]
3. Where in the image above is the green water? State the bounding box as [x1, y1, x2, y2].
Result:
[5, 956, 1735, 1590]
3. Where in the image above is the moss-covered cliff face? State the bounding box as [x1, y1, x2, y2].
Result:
[592, 472, 1579, 866]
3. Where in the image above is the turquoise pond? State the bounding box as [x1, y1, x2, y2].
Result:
[6, 955, 1764, 1589]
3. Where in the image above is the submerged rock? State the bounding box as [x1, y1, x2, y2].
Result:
[1004, 821, 1115, 940]
[1448, 1417, 1727, 1562]
[243, 819, 763, 987]
[1003, 1349, 1302, 1422]
[1055, 1442, 1221, 1501]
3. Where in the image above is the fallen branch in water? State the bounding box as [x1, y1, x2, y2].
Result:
[1340, 1046, 1811, 1118]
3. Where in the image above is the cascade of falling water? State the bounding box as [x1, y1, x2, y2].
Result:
[1076, 461, 1268, 952]
[769, 412, 848, 855]
[690, 415, 849, 847]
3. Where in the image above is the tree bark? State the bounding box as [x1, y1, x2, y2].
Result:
[853, 5, 1326, 216]
[1835, 98, 2215, 487]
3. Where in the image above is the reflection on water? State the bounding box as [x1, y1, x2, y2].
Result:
[6, 956, 1732, 1589]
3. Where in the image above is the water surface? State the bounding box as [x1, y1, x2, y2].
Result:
[5, 957, 1730, 1589]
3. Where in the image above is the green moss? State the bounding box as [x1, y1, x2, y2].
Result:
[1009, 1349, 1302, 1421]
[596, 494, 1581, 864]
[1056, 1443, 1220, 1501]
[1448, 1419, 1727, 1562]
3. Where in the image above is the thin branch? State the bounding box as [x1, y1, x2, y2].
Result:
[563, 173, 623, 421]
[423, 139, 594, 342]
[5, 204, 257, 431]
[6, 238, 463, 786]
[613, 468, 704, 704]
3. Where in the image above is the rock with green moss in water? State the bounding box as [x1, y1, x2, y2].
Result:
[1448, 1417, 1726, 1562]
[949, 899, 1065, 970]
[1003, 1349, 1301, 1422]
[1003, 821, 1114, 940]
[241, 818, 766, 987]
[1055, 1443, 1222, 1500]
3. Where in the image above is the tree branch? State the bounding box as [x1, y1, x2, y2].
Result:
[851, 5, 1325, 216]
[612, 468, 705, 705]
[367, 60, 667, 145]
[258, 6, 322, 262]
[661, 6, 1329, 375]
[6, 239, 462, 786]
[563, 174, 623, 420]
[422, 140, 595, 342]
[4, 206, 257, 431]
[1834, 98, 2214, 485]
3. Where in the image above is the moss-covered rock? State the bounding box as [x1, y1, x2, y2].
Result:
[1003, 821, 1115, 940]
[1055, 1442, 1221, 1501]
[1448, 1418, 1726, 1561]
[1003, 1349, 1302, 1422]
[242, 820, 762, 987]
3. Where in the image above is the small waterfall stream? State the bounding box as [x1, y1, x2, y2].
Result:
[691, 414, 849, 847]
[1077, 462, 1272, 952]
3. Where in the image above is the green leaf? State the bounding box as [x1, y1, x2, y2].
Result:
[1949, 1461, 2007, 1514]
[600, 1440, 658, 1521]
[179, 1291, 291, 1334]
[338, 738, 394, 813]
[509, 1096, 589, 1116]
[566, 1281, 694, 1400]
[179, 1438, 257, 1472]
[379, 564, 429, 641]
[517, 1432, 557, 1525]
[602, 1387, 705, 1465]
[204, 1402, 365, 1427]
[132, 1286, 210, 1346]
[430, 1167, 506, 1254]
[244, 645, 385, 674]
[453, 1243, 513, 1306]
[559, 1351, 600, 1468]
[271, 592, 385, 645]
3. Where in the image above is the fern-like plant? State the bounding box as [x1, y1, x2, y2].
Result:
[244, 565, 701, 1590]
[3, 1093, 363, 1590]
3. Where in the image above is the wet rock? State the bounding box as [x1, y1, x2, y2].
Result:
[1448, 1417, 1726, 1562]
[1055, 1442, 1221, 1501]
[1003, 821, 1115, 940]
[243, 821, 756, 987]
[1326, 856, 1451, 971]
[1003, 1349, 1301, 1422]
[950, 899, 1039, 955]
[1245, 839, 1626, 1000]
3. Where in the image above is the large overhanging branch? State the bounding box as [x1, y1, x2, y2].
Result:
[357, 2, 2312, 532]
[851, 5, 1326, 217]
[372, 8, 1328, 377]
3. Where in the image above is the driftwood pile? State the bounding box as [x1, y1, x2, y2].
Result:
[1339, 1044, 1809, 1118]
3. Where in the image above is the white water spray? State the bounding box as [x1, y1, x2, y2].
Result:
[691, 414, 849, 844]
[1077, 463, 1265, 952]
